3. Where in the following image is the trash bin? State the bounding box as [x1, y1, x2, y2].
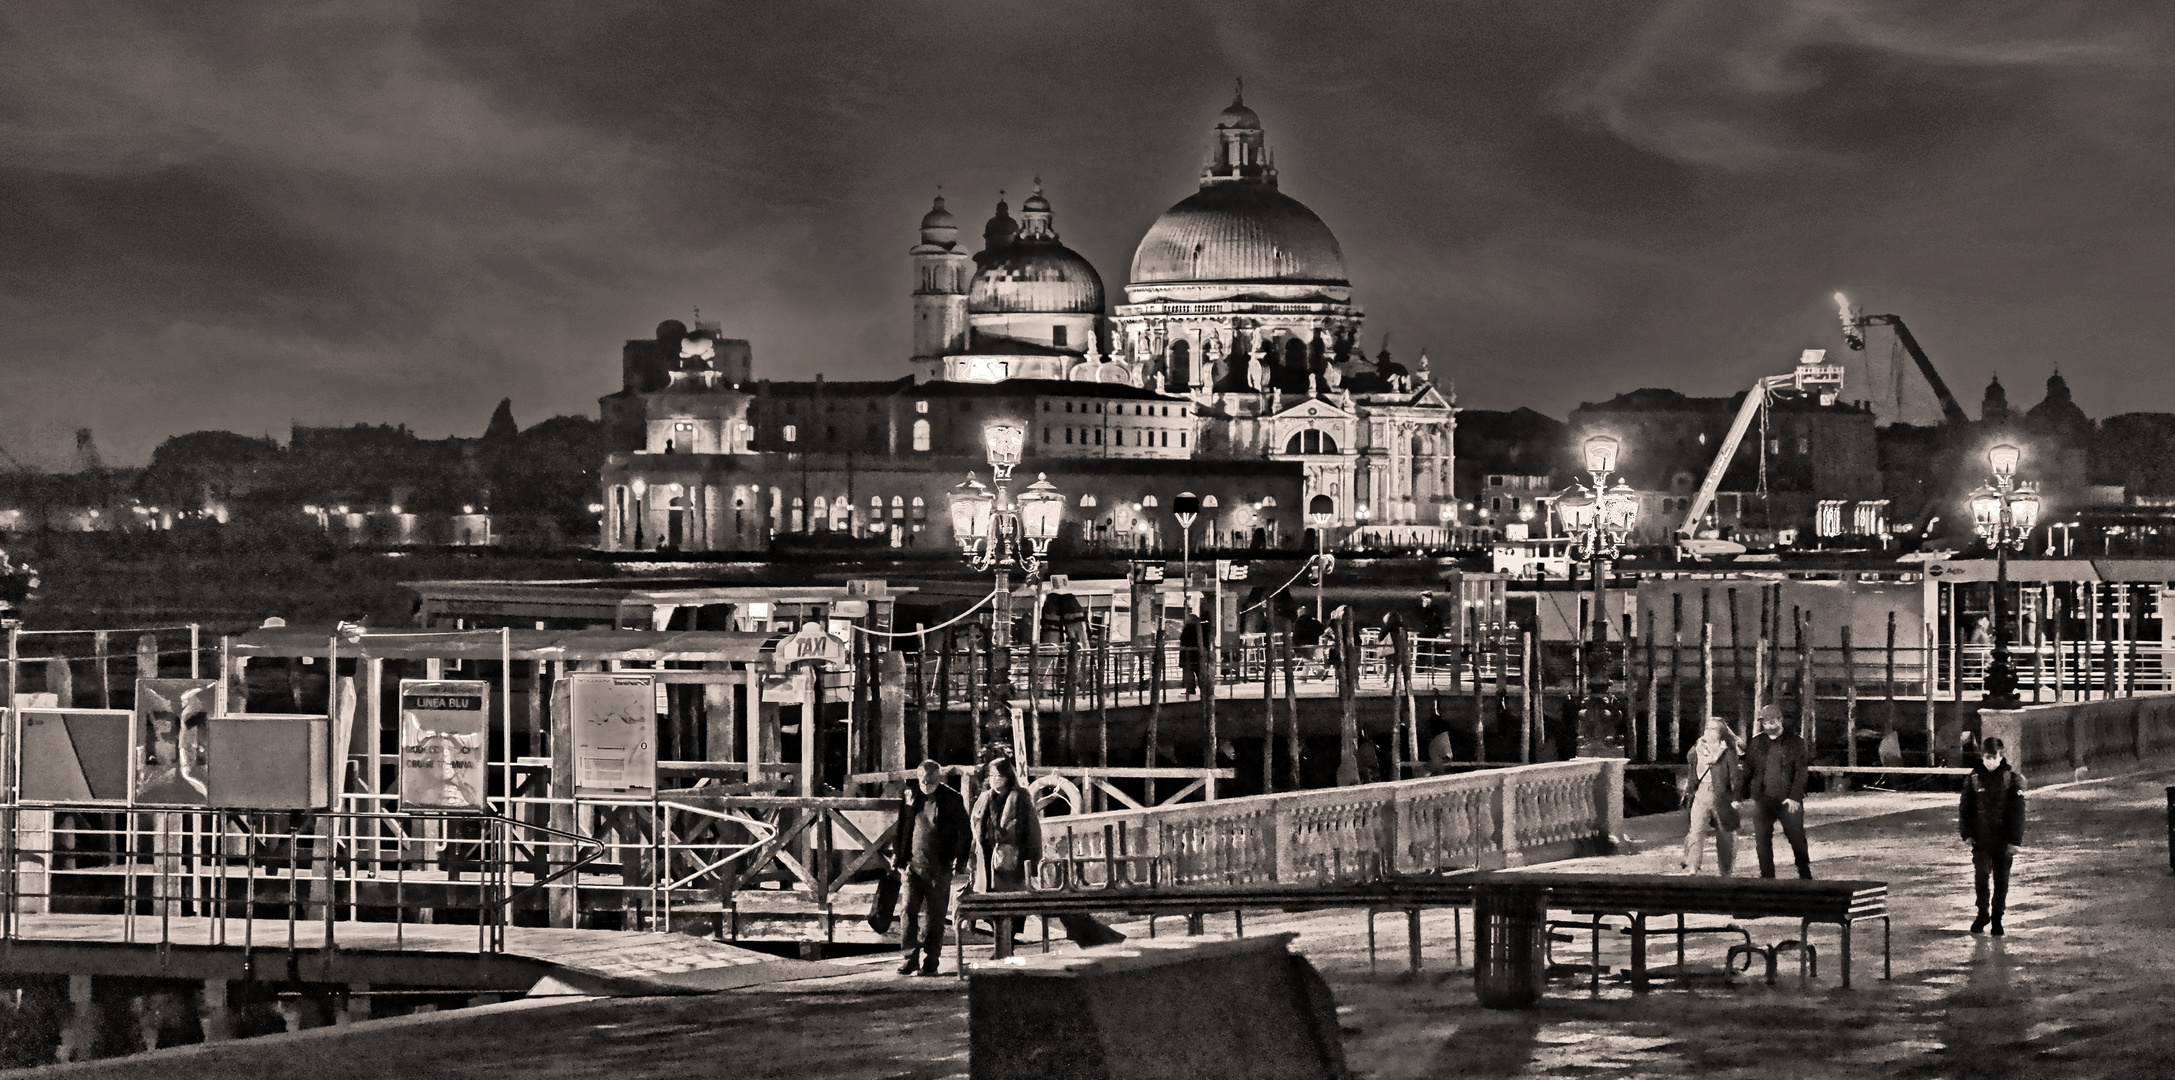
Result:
[1473, 884, 1551, 1009]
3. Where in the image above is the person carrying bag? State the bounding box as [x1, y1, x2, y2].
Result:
[1681, 718, 1742, 875]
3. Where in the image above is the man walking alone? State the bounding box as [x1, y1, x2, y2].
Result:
[1736, 704, 1813, 878]
[1960, 736, 2025, 935]
[893, 760, 970, 975]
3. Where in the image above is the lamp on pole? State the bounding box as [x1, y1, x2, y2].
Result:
[948, 424, 1065, 747]
[1308, 494, 1336, 622]
[1557, 435, 1638, 757]
[1969, 444, 2040, 705]
[1172, 491, 1201, 618]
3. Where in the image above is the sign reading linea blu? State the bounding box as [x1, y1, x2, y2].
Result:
[399, 679, 491, 812]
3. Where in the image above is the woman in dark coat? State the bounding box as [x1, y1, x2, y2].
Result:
[972, 756, 1043, 959]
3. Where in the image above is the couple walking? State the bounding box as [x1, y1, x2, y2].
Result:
[1681, 705, 1813, 878]
[889, 757, 1042, 976]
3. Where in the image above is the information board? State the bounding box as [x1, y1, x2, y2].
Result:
[568, 673, 657, 798]
[398, 679, 491, 812]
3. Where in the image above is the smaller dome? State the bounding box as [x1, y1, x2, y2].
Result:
[1217, 101, 1259, 129]
[1021, 180, 1051, 213]
[920, 196, 955, 231]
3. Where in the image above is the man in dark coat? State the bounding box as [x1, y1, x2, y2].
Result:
[1416, 591, 1446, 671]
[893, 759, 970, 975]
[1736, 704, 1813, 878]
[1960, 736, 2026, 935]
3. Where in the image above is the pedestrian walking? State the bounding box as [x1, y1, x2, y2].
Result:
[1960, 736, 2025, 935]
[1179, 612, 1204, 697]
[1416, 590, 1445, 672]
[971, 756, 1043, 960]
[1736, 704, 1813, 878]
[893, 760, 971, 976]
[1680, 718, 1742, 875]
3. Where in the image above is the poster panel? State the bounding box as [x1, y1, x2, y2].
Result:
[398, 679, 491, 812]
[19, 709, 132, 803]
[132, 679, 218, 806]
[568, 673, 657, 798]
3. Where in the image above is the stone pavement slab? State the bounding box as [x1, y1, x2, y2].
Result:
[21, 767, 2172, 1079]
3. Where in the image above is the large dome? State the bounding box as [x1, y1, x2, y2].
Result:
[969, 244, 1104, 314]
[1130, 182, 1349, 286]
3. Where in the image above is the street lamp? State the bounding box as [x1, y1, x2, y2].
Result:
[1559, 435, 1639, 757]
[1970, 444, 2041, 703]
[947, 422, 1065, 661]
[1309, 494, 1336, 621]
[1172, 491, 1201, 618]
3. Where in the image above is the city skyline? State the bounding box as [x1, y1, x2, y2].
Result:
[1, 1, 2168, 468]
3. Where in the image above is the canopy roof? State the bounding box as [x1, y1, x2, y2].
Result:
[230, 626, 781, 663]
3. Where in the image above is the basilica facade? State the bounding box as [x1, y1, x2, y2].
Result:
[597, 94, 1455, 553]
[908, 93, 1456, 530]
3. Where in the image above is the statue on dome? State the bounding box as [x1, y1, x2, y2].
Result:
[1247, 352, 1269, 393]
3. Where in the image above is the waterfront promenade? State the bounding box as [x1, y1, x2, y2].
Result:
[17, 763, 2171, 1080]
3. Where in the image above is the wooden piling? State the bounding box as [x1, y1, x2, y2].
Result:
[1519, 630, 1534, 765]
[1336, 609, 1359, 786]
[1261, 614, 1276, 794]
[1727, 588, 1744, 726]
[1667, 592, 1683, 761]
[1282, 615, 1302, 790]
[1841, 624, 1858, 769]
[1797, 609, 1814, 752]
[1643, 610, 1658, 763]
[1146, 623, 1163, 805]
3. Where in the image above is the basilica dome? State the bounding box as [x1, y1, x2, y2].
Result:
[1129, 183, 1348, 286]
[968, 188, 1105, 315]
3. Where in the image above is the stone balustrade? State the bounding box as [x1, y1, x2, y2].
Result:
[1979, 692, 2175, 781]
[1039, 760, 1625, 888]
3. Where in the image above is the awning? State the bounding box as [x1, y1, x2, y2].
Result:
[227, 627, 779, 664]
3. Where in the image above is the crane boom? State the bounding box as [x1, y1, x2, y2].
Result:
[1676, 351, 1845, 546]
[1833, 292, 1969, 426]
[1677, 374, 1789, 540]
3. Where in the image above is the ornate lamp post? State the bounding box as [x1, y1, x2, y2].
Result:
[1969, 444, 2041, 704]
[1309, 494, 1336, 621]
[1558, 436, 1639, 755]
[948, 424, 1064, 704]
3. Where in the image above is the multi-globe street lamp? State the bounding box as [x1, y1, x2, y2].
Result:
[1968, 443, 2041, 704]
[1556, 435, 1639, 755]
[1172, 491, 1201, 618]
[947, 423, 1064, 665]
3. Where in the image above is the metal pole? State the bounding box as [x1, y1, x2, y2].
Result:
[1315, 530, 1325, 623]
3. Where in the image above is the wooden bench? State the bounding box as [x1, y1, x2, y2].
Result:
[1455, 872, 1890, 991]
[953, 872, 1890, 991]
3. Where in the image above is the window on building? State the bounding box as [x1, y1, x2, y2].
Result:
[915, 400, 928, 413]
[832, 496, 851, 531]
[1797, 437, 1810, 455]
[1044, 426, 1051, 443]
[1079, 494, 1097, 507]
[1065, 402, 1073, 413]
[1179, 433, 1186, 447]
[782, 425, 797, 443]
[1284, 430, 1339, 454]
[1096, 403, 1104, 414]
[1042, 401, 1051, 412]
[1816, 500, 1846, 538]
[1065, 427, 1073, 444]
[1491, 498, 1502, 512]
[1853, 500, 1890, 536]
[911, 419, 930, 451]
[1161, 432, 1169, 447]
[790, 496, 804, 532]
[1052, 325, 1067, 348]
[1095, 429, 1103, 445]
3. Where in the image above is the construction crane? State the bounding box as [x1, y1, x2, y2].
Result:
[1834, 293, 1970, 427]
[1676, 350, 1846, 558]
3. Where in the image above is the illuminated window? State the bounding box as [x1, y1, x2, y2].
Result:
[1816, 500, 1846, 537]
[911, 419, 930, 451]
[915, 400, 928, 413]
[1853, 500, 1890, 536]
[832, 496, 851, 530]
[782, 425, 797, 443]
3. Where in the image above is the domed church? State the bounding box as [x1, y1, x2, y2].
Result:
[911, 90, 1457, 529]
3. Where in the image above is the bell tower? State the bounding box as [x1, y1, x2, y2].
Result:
[910, 195, 971, 368]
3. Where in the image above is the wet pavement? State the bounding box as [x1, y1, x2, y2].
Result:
[20, 765, 2172, 1080]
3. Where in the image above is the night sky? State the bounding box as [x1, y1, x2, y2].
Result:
[2, 1, 2168, 468]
